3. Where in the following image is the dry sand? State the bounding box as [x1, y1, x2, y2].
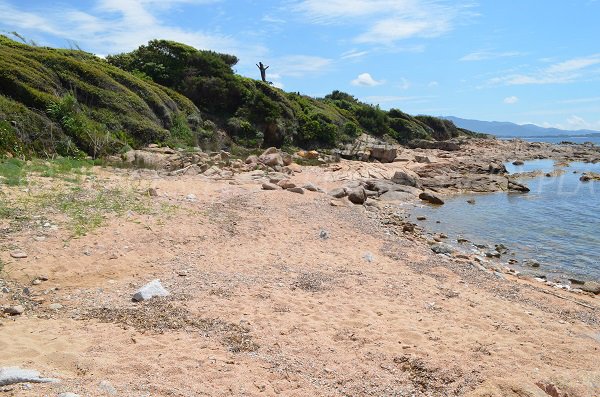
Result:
[0, 160, 599, 397]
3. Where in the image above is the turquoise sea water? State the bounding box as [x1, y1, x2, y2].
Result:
[412, 159, 600, 281]
[501, 136, 600, 145]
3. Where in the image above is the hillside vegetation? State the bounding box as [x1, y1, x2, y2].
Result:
[0, 36, 476, 158]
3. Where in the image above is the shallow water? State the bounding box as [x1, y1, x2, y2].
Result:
[500, 136, 600, 145]
[412, 159, 600, 281]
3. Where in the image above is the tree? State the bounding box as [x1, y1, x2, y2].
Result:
[256, 62, 269, 82]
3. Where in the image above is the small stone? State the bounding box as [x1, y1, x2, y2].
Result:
[347, 187, 367, 205]
[132, 279, 169, 302]
[185, 194, 197, 202]
[32, 279, 41, 286]
[38, 275, 49, 281]
[49, 303, 63, 310]
[10, 251, 27, 259]
[319, 230, 330, 240]
[467, 199, 476, 205]
[431, 243, 454, 255]
[287, 187, 304, 194]
[1, 287, 9, 294]
[302, 183, 321, 192]
[416, 216, 427, 221]
[261, 182, 280, 190]
[3, 305, 25, 315]
[147, 187, 159, 197]
[363, 252, 375, 263]
[98, 380, 117, 395]
[277, 180, 296, 189]
[59, 393, 81, 397]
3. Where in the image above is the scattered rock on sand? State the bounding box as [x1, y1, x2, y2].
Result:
[347, 187, 367, 205]
[132, 280, 169, 302]
[328, 188, 347, 198]
[431, 243, 454, 255]
[98, 380, 117, 395]
[49, 303, 63, 310]
[319, 229, 330, 240]
[3, 305, 24, 315]
[287, 187, 305, 194]
[391, 169, 422, 188]
[302, 183, 322, 192]
[277, 180, 296, 189]
[419, 191, 445, 205]
[59, 393, 81, 397]
[262, 182, 280, 191]
[9, 251, 27, 259]
[0, 367, 58, 386]
[578, 281, 600, 294]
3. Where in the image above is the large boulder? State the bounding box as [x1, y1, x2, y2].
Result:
[347, 187, 367, 205]
[369, 145, 397, 163]
[419, 191, 445, 205]
[391, 169, 422, 188]
[260, 153, 284, 167]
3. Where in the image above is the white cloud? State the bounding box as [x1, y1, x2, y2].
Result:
[271, 55, 333, 77]
[294, 0, 474, 45]
[351, 73, 384, 86]
[397, 77, 411, 90]
[488, 54, 600, 86]
[542, 116, 600, 131]
[460, 50, 521, 62]
[503, 96, 519, 104]
[0, 0, 263, 60]
[428, 81, 439, 87]
[341, 49, 369, 60]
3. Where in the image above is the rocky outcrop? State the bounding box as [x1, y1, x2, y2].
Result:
[419, 191, 445, 205]
[407, 139, 461, 151]
[391, 169, 422, 188]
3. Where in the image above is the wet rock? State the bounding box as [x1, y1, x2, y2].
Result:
[507, 179, 530, 192]
[419, 192, 444, 205]
[485, 251, 501, 258]
[580, 172, 600, 182]
[261, 182, 280, 190]
[132, 280, 169, 302]
[578, 281, 600, 294]
[512, 160, 525, 166]
[3, 305, 24, 315]
[347, 187, 367, 205]
[416, 216, 427, 221]
[467, 199, 476, 204]
[524, 260, 541, 268]
[0, 367, 59, 386]
[391, 169, 422, 188]
[329, 188, 347, 198]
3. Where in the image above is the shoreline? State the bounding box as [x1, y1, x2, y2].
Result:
[1, 137, 600, 396]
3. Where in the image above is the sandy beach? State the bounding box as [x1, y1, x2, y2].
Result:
[1, 139, 599, 396]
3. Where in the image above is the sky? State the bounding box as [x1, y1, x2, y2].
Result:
[1, 0, 600, 131]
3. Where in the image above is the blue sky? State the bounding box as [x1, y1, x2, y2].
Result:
[1, 0, 600, 131]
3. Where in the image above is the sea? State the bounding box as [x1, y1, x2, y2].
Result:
[411, 155, 600, 282]
[501, 136, 600, 145]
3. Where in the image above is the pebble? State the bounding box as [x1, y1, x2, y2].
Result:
[3, 305, 24, 315]
[416, 216, 427, 221]
[287, 187, 304, 194]
[49, 303, 63, 310]
[9, 251, 27, 259]
[59, 393, 81, 397]
[363, 252, 375, 263]
[262, 182, 280, 190]
[185, 194, 197, 202]
[32, 279, 41, 286]
[98, 380, 117, 395]
[132, 279, 169, 302]
[319, 229, 330, 240]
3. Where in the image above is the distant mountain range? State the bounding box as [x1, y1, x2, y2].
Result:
[443, 116, 600, 137]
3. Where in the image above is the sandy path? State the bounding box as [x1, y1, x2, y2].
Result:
[1, 166, 599, 396]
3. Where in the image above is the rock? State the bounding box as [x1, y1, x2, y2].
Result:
[287, 187, 304, 194]
[488, 162, 507, 174]
[391, 169, 422, 188]
[281, 152, 293, 166]
[579, 281, 600, 294]
[297, 150, 319, 159]
[414, 155, 432, 163]
[261, 147, 279, 157]
[261, 182, 280, 190]
[407, 139, 460, 151]
[146, 188, 159, 197]
[3, 305, 24, 315]
[347, 187, 367, 205]
[260, 153, 284, 167]
[277, 180, 296, 189]
[466, 198, 476, 204]
[379, 191, 414, 202]
[319, 229, 330, 240]
[524, 260, 540, 268]
[485, 251, 501, 258]
[419, 192, 444, 205]
[245, 155, 259, 164]
[363, 252, 375, 263]
[302, 183, 321, 192]
[431, 243, 454, 255]
[98, 380, 117, 395]
[0, 367, 59, 386]
[416, 216, 427, 221]
[10, 251, 27, 259]
[330, 198, 350, 207]
[328, 188, 347, 198]
[185, 194, 197, 202]
[507, 179, 530, 192]
[369, 146, 397, 163]
[132, 279, 169, 302]
[32, 279, 41, 285]
[49, 303, 63, 310]
[579, 172, 600, 182]
[59, 393, 81, 397]
[512, 160, 525, 166]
